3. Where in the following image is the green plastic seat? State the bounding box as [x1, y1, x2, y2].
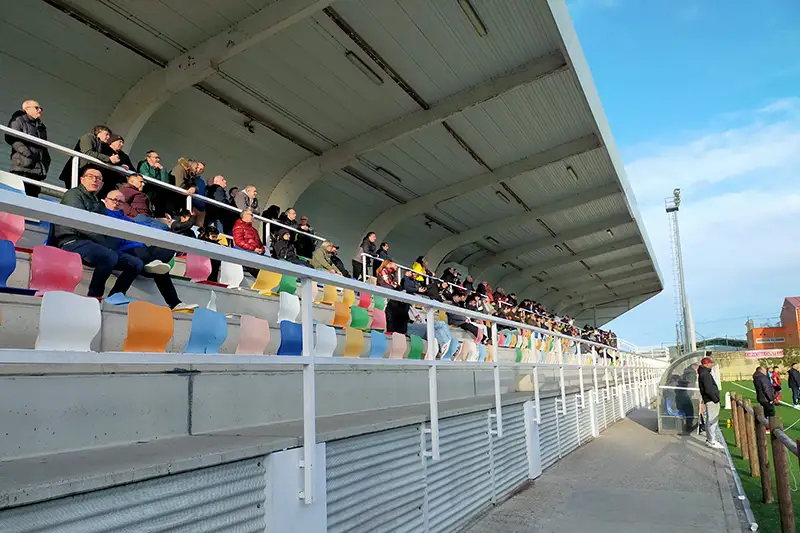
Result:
[349, 305, 370, 330]
[373, 296, 386, 311]
[408, 335, 424, 360]
[277, 275, 297, 295]
[515, 347, 523, 363]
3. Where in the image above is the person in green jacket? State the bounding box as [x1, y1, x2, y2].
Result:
[137, 150, 171, 217]
[311, 241, 341, 274]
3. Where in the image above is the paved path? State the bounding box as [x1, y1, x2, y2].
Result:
[464, 409, 743, 533]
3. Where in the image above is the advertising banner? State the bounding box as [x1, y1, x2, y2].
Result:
[745, 349, 784, 359]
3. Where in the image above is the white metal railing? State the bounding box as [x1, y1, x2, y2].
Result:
[0, 173, 667, 507]
[1, 124, 326, 253]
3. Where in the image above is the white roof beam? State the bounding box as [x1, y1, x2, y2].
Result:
[108, 0, 334, 145]
[539, 265, 655, 306]
[568, 289, 661, 318]
[497, 236, 643, 291]
[519, 252, 651, 299]
[466, 213, 630, 279]
[266, 51, 573, 208]
[557, 282, 661, 315]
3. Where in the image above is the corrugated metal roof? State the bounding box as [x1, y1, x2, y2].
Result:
[506, 148, 612, 200]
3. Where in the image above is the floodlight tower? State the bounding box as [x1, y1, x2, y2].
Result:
[665, 189, 696, 355]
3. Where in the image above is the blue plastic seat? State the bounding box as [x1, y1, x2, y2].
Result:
[185, 308, 228, 354]
[0, 239, 15, 287]
[277, 320, 303, 356]
[477, 343, 488, 362]
[442, 339, 460, 361]
[369, 330, 387, 358]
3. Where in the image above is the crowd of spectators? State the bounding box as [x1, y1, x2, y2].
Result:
[4, 99, 618, 348]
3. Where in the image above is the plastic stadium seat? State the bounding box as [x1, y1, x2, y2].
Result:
[408, 335, 424, 360]
[35, 291, 101, 351]
[185, 254, 212, 282]
[185, 308, 228, 354]
[442, 340, 459, 361]
[311, 282, 319, 302]
[29, 245, 83, 295]
[277, 292, 301, 323]
[389, 333, 407, 359]
[477, 344, 488, 362]
[369, 308, 386, 331]
[277, 275, 297, 295]
[357, 291, 371, 309]
[454, 342, 469, 361]
[343, 327, 364, 357]
[460, 340, 477, 361]
[218, 261, 244, 288]
[369, 330, 387, 358]
[372, 296, 386, 311]
[349, 305, 370, 330]
[341, 289, 355, 306]
[251, 270, 281, 295]
[0, 172, 26, 192]
[331, 302, 350, 328]
[475, 326, 483, 344]
[0, 212, 25, 245]
[516, 347, 524, 363]
[320, 284, 338, 305]
[122, 301, 174, 352]
[314, 324, 337, 357]
[0, 239, 15, 287]
[277, 320, 303, 356]
[235, 315, 270, 355]
[436, 310, 447, 322]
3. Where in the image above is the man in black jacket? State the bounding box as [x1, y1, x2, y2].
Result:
[5, 100, 50, 197]
[58, 125, 119, 187]
[788, 362, 800, 408]
[698, 357, 724, 449]
[754, 365, 777, 418]
[49, 167, 143, 299]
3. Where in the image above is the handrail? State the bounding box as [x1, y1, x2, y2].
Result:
[738, 399, 799, 457]
[0, 124, 326, 244]
[361, 252, 469, 290]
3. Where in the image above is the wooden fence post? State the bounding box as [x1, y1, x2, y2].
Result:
[771, 418, 795, 533]
[744, 399, 759, 477]
[738, 395, 750, 461]
[754, 405, 773, 503]
[732, 392, 742, 449]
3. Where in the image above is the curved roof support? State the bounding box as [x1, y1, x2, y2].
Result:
[567, 288, 662, 319]
[266, 52, 570, 209]
[555, 279, 660, 315]
[107, 0, 333, 145]
[465, 213, 630, 279]
[498, 236, 643, 292]
[538, 265, 655, 308]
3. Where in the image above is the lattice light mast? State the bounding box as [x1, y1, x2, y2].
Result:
[665, 189, 695, 355]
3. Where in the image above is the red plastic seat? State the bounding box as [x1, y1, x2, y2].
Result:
[29, 245, 83, 295]
[184, 254, 212, 282]
[0, 212, 25, 245]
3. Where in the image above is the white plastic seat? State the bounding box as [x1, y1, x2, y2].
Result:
[277, 292, 301, 323]
[314, 324, 337, 357]
[218, 261, 244, 289]
[35, 291, 101, 351]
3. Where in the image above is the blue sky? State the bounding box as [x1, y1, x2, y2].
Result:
[566, 0, 800, 346]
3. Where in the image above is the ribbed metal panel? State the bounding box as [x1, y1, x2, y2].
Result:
[579, 397, 593, 444]
[559, 395, 580, 457]
[491, 404, 529, 501]
[602, 393, 614, 432]
[327, 426, 425, 533]
[539, 397, 560, 470]
[0, 458, 267, 533]
[427, 411, 492, 533]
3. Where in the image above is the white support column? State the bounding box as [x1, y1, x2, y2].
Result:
[425, 308, 436, 361]
[425, 366, 440, 460]
[557, 338, 566, 415]
[70, 156, 79, 188]
[299, 279, 316, 504]
[533, 365, 541, 424]
[491, 363, 504, 438]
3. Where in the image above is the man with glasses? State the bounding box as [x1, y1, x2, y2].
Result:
[5, 100, 50, 197]
[137, 150, 170, 216]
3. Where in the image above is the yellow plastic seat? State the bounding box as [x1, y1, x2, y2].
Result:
[320, 284, 338, 305]
[251, 270, 281, 295]
[122, 301, 174, 353]
[341, 289, 356, 306]
[343, 327, 364, 357]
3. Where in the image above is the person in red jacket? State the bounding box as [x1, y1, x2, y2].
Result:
[233, 208, 265, 277]
[772, 366, 782, 404]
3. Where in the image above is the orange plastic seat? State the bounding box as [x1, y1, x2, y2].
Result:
[29, 245, 83, 295]
[331, 301, 351, 328]
[122, 300, 174, 352]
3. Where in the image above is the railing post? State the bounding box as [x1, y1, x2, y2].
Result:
[578, 345, 586, 409]
[731, 392, 741, 450]
[264, 222, 271, 253]
[361, 254, 367, 282]
[71, 156, 79, 188]
[737, 395, 749, 461]
[425, 308, 436, 360]
[533, 365, 541, 424]
[754, 405, 773, 504]
[771, 418, 796, 533]
[185, 194, 192, 212]
[556, 338, 566, 414]
[427, 365, 440, 460]
[298, 278, 316, 505]
[744, 399, 760, 478]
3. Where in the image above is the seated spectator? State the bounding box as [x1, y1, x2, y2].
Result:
[137, 150, 170, 217]
[330, 245, 350, 277]
[273, 229, 308, 266]
[425, 279, 449, 302]
[169, 209, 197, 238]
[352, 232, 377, 281]
[463, 275, 474, 292]
[234, 185, 259, 212]
[233, 207, 264, 251]
[58, 125, 119, 188]
[118, 173, 169, 229]
[205, 175, 231, 233]
[311, 240, 341, 274]
[386, 269, 426, 334]
[98, 134, 133, 199]
[406, 306, 453, 358]
[102, 190, 196, 311]
[376, 259, 398, 289]
[198, 225, 229, 282]
[6, 99, 50, 197]
[295, 215, 316, 259]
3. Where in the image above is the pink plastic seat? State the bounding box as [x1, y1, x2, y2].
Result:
[185, 254, 212, 282]
[369, 308, 387, 331]
[29, 245, 83, 295]
[235, 315, 271, 355]
[0, 212, 25, 245]
[389, 332, 407, 359]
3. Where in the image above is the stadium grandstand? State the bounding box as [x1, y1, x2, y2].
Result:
[0, 1, 672, 532]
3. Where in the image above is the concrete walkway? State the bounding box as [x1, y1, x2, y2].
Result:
[464, 409, 743, 533]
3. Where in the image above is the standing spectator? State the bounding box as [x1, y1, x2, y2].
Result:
[411, 256, 429, 283]
[191, 161, 207, 227]
[137, 150, 170, 216]
[261, 204, 281, 249]
[234, 185, 259, 212]
[788, 362, 800, 408]
[49, 168, 140, 300]
[386, 269, 425, 335]
[98, 134, 133, 199]
[198, 225, 229, 282]
[228, 187, 240, 207]
[205, 175, 230, 233]
[771, 366, 783, 404]
[353, 232, 377, 281]
[295, 216, 316, 259]
[278, 207, 300, 236]
[5, 99, 50, 197]
[167, 157, 198, 215]
[311, 241, 341, 274]
[58, 125, 119, 188]
[753, 365, 777, 419]
[376, 259, 399, 289]
[463, 275, 474, 292]
[697, 357, 723, 450]
[375, 242, 390, 275]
